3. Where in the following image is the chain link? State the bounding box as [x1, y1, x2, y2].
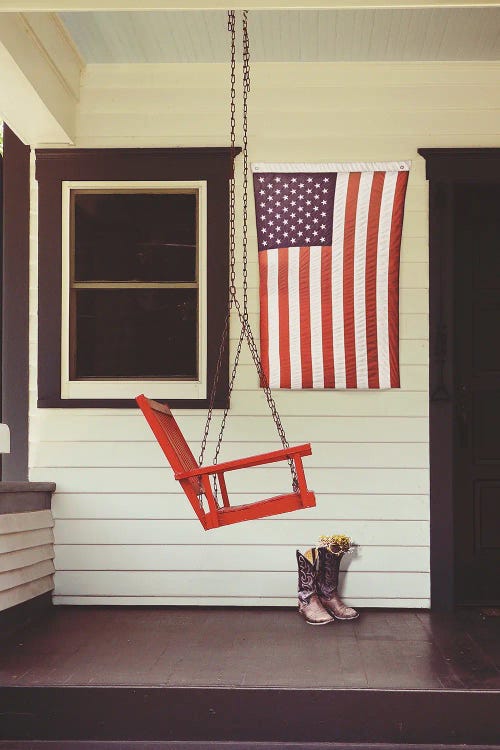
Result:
[237, 301, 298, 492]
[198, 10, 298, 500]
[242, 10, 250, 318]
[198, 308, 229, 471]
[228, 9, 237, 298]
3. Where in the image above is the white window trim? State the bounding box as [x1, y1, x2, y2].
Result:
[61, 180, 207, 400]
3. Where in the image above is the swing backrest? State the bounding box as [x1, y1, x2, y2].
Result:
[136, 395, 202, 495]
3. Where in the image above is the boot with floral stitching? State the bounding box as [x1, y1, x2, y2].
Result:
[296, 550, 334, 625]
[316, 545, 359, 620]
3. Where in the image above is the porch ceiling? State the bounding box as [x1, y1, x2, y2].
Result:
[59, 7, 500, 63]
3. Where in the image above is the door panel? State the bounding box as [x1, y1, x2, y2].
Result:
[474, 481, 500, 549]
[454, 184, 500, 605]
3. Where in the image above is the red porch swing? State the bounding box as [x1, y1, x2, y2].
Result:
[136, 395, 315, 530]
[136, 11, 316, 530]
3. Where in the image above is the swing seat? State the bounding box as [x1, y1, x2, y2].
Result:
[136, 394, 316, 529]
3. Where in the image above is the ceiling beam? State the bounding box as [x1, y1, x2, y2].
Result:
[0, 13, 79, 144]
[22, 12, 84, 99]
[0, 1, 498, 10]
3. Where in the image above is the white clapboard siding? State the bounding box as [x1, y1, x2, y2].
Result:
[0, 544, 55, 573]
[29, 60, 500, 606]
[199, 389, 430, 417]
[82, 84, 500, 116]
[0, 512, 54, 556]
[51, 493, 429, 521]
[30, 466, 429, 495]
[226, 390, 430, 417]
[35, 442, 429, 469]
[0, 509, 55, 611]
[0, 576, 54, 611]
[54, 519, 428, 547]
[0, 559, 55, 593]
[389, 365, 430, 390]
[34, 392, 429, 419]
[54, 569, 429, 599]
[81, 61, 500, 88]
[0, 510, 53, 534]
[0, 527, 55, 555]
[55, 544, 430, 572]
[77, 109, 500, 139]
[30, 414, 429, 443]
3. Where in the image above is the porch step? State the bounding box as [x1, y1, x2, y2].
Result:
[1, 687, 499, 745]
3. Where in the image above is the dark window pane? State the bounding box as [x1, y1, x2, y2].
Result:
[74, 192, 197, 282]
[74, 289, 198, 379]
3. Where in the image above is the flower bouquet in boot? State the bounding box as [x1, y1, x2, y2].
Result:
[315, 535, 359, 620]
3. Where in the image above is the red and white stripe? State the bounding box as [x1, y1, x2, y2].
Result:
[257, 164, 409, 390]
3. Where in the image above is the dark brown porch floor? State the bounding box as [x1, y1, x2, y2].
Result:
[1, 607, 499, 690]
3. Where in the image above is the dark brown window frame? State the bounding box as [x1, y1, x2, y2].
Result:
[36, 147, 239, 409]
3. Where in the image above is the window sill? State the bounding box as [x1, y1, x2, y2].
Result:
[37, 397, 228, 410]
[61, 380, 206, 400]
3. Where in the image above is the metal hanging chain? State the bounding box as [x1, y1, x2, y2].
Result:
[228, 8, 238, 301]
[237, 11, 297, 490]
[211, 8, 249, 470]
[198, 307, 230, 472]
[236, 298, 299, 493]
[241, 9, 250, 318]
[199, 10, 298, 495]
[198, 9, 237, 474]
[206, 9, 244, 499]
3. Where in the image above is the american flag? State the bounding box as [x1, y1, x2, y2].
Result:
[252, 162, 410, 389]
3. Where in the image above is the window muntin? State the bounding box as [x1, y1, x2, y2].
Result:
[61, 181, 207, 400]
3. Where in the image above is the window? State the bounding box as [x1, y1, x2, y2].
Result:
[36, 148, 237, 408]
[62, 182, 206, 400]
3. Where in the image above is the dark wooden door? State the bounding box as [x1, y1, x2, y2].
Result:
[454, 183, 500, 605]
[0, 151, 3, 481]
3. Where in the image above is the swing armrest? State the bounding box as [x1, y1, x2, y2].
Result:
[175, 443, 312, 480]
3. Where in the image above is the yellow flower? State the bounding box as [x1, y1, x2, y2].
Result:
[318, 534, 353, 555]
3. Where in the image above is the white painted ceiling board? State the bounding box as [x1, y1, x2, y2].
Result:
[59, 8, 500, 62]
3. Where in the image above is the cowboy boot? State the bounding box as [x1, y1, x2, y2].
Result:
[316, 546, 359, 620]
[296, 550, 334, 625]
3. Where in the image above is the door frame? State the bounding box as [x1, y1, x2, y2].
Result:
[2, 125, 30, 481]
[419, 148, 500, 610]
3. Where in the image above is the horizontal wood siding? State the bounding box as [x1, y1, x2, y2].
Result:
[29, 61, 500, 607]
[0, 510, 55, 611]
[0, 576, 53, 611]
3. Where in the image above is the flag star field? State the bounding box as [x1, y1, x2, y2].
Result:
[255, 173, 336, 249]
